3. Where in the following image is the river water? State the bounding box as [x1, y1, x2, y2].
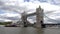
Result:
[0, 25, 60, 34]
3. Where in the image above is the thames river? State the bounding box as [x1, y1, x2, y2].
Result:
[0, 25, 60, 34]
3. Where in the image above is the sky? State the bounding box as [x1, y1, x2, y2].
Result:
[0, 0, 60, 23]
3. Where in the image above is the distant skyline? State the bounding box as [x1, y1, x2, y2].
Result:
[0, 0, 60, 23]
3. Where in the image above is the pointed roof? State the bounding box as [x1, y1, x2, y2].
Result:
[39, 6, 41, 8]
[39, 5, 41, 9]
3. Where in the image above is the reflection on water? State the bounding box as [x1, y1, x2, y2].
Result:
[0, 26, 60, 34]
[18, 27, 44, 34]
[35, 28, 44, 34]
[0, 26, 44, 34]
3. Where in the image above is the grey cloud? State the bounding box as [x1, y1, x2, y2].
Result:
[55, 18, 60, 23]
[0, 20, 6, 22]
[0, 0, 26, 13]
[0, 5, 27, 14]
[44, 15, 60, 23]
[0, 1, 5, 6]
[48, 0, 60, 5]
[0, 15, 20, 20]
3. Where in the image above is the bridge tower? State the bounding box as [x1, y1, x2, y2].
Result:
[21, 11, 28, 27]
[36, 6, 44, 28]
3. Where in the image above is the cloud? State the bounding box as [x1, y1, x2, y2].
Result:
[0, 18, 12, 22]
[0, 1, 4, 6]
[27, 16, 36, 23]
[0, 0, 60, 12]
[44, 9, 60, 23]
[0, 12, 20, 21]
[0, 0, 60, 23]
[51, 0, 60, 5]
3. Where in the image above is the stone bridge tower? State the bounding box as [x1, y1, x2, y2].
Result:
[36, 6, 44, 28]
[21, 11, 27, 27]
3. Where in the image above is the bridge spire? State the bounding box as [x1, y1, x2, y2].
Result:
[39, 5, 41, 9]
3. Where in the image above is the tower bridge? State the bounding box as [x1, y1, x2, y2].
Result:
[21, 6, 44, 28]
[21, 6, 60, 28]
